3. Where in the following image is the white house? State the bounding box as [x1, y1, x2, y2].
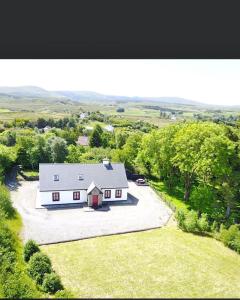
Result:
[38, 159, 128, 207]
[104, 124, 114, 132]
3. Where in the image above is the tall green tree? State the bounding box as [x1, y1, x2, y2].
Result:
[47, 136, 68, 163]
[172, 122, 235, 201]
[89, 124, 103, 148]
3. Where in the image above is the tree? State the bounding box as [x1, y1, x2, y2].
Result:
[36, 118, 47, 129]
[189, 185, 215, 215]
[0, 145, 17, 181]
[65, 145, 86, 163]
[172, 122, 235, 201]
[115, 130, 129, 149]
[121, 132, 143, 172]
[47, 136, 68, 163]
[89, 124, 103, 147]
[80, 147, 113, 163]
[116, 107, 125, 113]
[16, 136, 35, 169]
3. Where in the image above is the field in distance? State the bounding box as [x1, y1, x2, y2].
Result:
[0, 95, 239, 127]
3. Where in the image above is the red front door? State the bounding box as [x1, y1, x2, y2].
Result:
[92, 195, 98, 207]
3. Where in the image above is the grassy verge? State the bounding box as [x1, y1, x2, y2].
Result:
[149, 179, 189, 211]
[41, 226, 240, 298]
[21, 170, 39, 177]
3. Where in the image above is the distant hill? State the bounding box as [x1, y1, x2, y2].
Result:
[55, 91, 204, 106]
[0, 86, 60, 98]
[0, 85, 204, 106]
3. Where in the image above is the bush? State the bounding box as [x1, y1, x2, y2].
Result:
[0, 185, 15, 219]
[55, 289, 73, 298]
[197, 213, 210, 232]
[211, 220, 219, 232]
[176, 210, 209, 234]
[24, 239, 40, 262]
[3, 268, 39, 299]
[28, 252, 52, 285]
[42, 272, 64, 294]
[183, 210, 199, 233]
[219, 224, 240, 248]
[175, 209, 186, 230]
[0, 221, 15, 253]
[230, 234, 240, 253]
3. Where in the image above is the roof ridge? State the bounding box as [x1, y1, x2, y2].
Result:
[39, 163, 124, 165]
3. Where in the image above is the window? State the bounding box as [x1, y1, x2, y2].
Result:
[78, 174, 84, 180]
[104, 190, 111, 199]
[115, 189, 122, 198]
[52, 192, 60, 201]
[53, 174, 59, 181]
[73, 191, 80, 200]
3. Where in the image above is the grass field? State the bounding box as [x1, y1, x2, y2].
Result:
[41, 225, 240, 298]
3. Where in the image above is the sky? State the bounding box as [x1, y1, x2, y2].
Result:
[0, 59, 240, 105]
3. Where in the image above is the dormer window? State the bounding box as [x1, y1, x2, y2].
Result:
[53, 174, 59, 181]
[78, 174, 84, 180]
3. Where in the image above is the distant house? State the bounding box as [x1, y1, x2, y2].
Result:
[104, 125, 114, 132]
[77, 136, 89, 146]
[38, 159, 129, 207]
[43, 126, 51, 132]
[80, 112, 87, 119]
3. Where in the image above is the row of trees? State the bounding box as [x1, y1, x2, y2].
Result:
[134, 122, 240, 224]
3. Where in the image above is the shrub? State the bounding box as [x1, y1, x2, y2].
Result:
[0, 185, 15, 219]
[211, 220, 219, 232]
[230, 234, 240, 253]
[28, 252, 52, 285]
[24, 239, 40, 262]
[3, 268, 39, 299]
[0, 221, 15, 253]
[197, 213, 210, 233]
[55, 289, 73, 298]
[175, 209, 186, 230]
[42, 272, 64, 294]
[183, 210, 199, 233]
[219, 224, 238, 246]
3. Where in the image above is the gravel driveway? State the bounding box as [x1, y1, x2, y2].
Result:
[10, 180, 172, 245]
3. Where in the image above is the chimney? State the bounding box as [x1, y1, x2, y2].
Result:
[102, 158, 110, 166]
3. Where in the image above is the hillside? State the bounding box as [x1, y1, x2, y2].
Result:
[0, 86, 61, 98]
[0, 85, 203, 106]
[54, 91, 204, 106]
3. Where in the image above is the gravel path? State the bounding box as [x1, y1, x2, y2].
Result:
[9, 180, 172, 245]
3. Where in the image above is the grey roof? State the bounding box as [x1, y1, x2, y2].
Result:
[39, 163, 129, 192]
[76, 136, 89, 146]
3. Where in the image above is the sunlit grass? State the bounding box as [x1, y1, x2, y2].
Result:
[42, 226, 240, 298]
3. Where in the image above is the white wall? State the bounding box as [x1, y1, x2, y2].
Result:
[102, 188, 128, 201]
[40, 190, 87, 205]
[39, 187, 128, 205]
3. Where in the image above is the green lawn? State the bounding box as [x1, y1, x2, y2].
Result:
[41, 226, 240, 298]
